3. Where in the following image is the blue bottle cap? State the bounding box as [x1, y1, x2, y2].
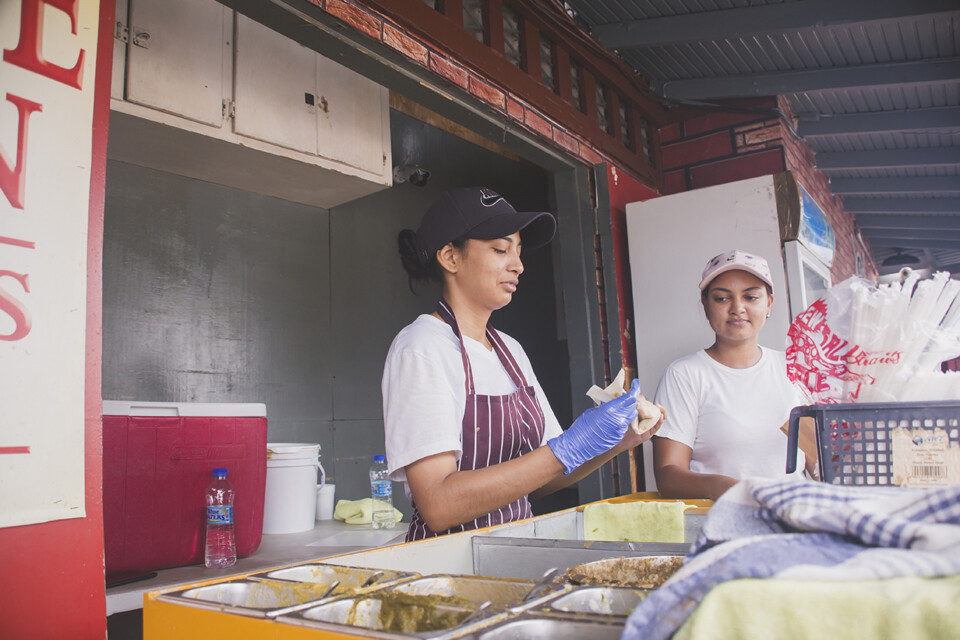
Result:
[374, 455, 386, 462]
[212, 468, 228, 476]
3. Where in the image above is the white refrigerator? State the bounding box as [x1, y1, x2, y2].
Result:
[625, 172, 834, 491]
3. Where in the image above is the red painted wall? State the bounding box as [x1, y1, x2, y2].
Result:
[0, 2, 112, 637]
[606, 165, 659, 373]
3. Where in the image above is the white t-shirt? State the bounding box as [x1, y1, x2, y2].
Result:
[653, 347, 805, 480]
[381, 314, 564, 488]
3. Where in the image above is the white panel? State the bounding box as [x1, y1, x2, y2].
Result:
[126, 0, 226, 127]
[625, 175, 791, 491]
[783, 240, 832, 320]
[316, 56, 389, 174]
[234, 15, 317, 156]
[111, 0, 127, 101]
[0, 0, 99, 526]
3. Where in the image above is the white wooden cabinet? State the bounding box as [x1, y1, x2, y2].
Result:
[124, 0, 228, 127]
[316, 54, 388, 175]
[234, 16, 389, 176]
[110, 0, 391, 208]
[234, 16, 318, 156]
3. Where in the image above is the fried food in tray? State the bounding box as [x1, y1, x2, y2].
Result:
[562, 555, 684, 589]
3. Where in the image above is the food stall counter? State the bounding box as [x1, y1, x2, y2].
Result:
[143, 494, 706, 639]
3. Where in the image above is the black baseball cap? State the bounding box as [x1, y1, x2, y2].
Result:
[415, 187, 556, 260]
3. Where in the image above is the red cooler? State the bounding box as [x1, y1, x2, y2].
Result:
[102, 401, 267, 576]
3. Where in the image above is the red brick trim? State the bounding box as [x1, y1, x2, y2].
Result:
[428, 52, 469, 89]
[383, 23, 429, 66]
[553, 127, 580, 155]
[326, 0, 383, 39]
[468, 76, 506, 110]
[312, 0, 631, 183]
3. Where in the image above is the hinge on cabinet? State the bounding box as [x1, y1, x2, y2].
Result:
[114, 21, 129, 44]
[222, 99, 236, 119]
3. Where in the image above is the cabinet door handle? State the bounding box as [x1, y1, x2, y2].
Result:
[133, 29, 151, 49]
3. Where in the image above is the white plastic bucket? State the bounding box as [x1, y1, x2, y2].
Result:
[263, 443, 325, 534]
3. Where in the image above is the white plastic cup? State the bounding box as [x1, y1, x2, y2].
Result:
[316, 483, 336, 520]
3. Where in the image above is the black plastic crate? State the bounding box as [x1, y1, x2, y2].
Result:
[787, 401, 960, 486]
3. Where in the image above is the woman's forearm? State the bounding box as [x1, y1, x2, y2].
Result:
[655, 464, 737, 501]
[530, 445, 618, 498]
[408, 447, 565, 532]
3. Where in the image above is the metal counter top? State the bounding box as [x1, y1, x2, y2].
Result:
[106, 520, 407, 615]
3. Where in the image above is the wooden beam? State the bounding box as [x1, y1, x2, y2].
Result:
[522, 17, 540, 78]
[485, 0, 504, 54]
[843, 197, 960, 213]
[864, 227, 960, 240]
[590, 0, 960, 49]
[856, 214, 960, 230]
[830, 176, 960, 195]
[660, 58, 960, 101]
[441, 0, 462, 27]
[799, 106, 960, 137]
[389, 92, 524, 162]
[818, 148, 960, 170]
[866, 236, 960, 250]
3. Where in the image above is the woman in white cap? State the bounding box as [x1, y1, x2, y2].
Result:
[382, 187, 662, 541]
[652, 249, 808, 501]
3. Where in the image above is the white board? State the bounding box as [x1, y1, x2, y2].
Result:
[625, 175, 790, 490]
[0, 0, 100, 527]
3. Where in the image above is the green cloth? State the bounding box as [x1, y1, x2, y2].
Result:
[674, 575, 960, 640]
[583, 501, 686, 543]
[333, 498, 403, 525]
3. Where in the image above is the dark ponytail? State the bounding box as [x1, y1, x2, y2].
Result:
[398, 229, 432, 292]
[397, 229, 468, 293]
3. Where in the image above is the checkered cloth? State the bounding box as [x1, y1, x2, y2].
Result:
[622, 477, 960, 640]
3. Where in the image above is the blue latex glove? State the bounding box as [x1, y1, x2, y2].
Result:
[547, 379, 641, 475]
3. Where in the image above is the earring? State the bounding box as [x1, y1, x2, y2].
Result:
[766, 313, 771, 318]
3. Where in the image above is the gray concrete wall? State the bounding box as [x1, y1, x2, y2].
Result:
[102, 110, 570, 521]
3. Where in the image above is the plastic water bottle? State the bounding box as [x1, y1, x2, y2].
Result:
[369, 455, 395, 529]
[205, 468, 237, 568]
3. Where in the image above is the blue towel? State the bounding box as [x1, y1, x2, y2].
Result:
[622, 477, 960, 640]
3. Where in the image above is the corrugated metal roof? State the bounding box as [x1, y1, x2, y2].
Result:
[565, 0, 960, 276]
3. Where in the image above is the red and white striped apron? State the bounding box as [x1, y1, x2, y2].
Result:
[405, 300, 548, 541]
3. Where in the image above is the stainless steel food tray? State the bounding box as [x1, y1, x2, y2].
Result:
[451, 612, 625, 639]
[275, 590, 507, 639]
[472, 535, 689, 579]
[533, 585, 648, 619]
[249, 563, 417, 592]
[387, 574, 563, 609]
[565, 554, 685, 588]
[156, 578, 341, 618]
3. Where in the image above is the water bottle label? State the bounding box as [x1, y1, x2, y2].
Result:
[371, 480, 392, 498]
[207, 505, 233, 525]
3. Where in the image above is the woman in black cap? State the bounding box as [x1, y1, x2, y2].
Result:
[382, 187, 662, 541]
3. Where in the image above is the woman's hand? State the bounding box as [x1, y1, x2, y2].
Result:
[548, 380, 641, 474]
[618, 403, 665, 450]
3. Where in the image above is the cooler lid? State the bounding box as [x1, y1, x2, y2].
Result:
[102, 400, 267, 417]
